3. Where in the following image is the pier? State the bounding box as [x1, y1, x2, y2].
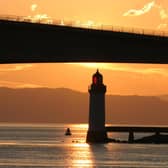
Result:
[106, 126, 168, 143]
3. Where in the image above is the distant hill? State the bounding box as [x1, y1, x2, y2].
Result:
[159, 95, 168, 102]
[0, 87, 168, 125]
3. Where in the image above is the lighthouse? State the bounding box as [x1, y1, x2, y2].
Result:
[86, 69, 108, 143]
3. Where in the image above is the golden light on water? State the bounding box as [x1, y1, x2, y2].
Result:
[72, 143, 89, 148]
[71, 143, 94, 167]
[70, 124, 88, 129]
[73, 159, 93, 167]
[64, 124, 93, 166]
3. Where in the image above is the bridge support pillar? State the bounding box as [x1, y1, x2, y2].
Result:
[128, 131, 134, 143]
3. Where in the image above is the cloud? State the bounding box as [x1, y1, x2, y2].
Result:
[123, 1, 168, 20]
[31, 4, 38, 12]
[24, 4, 53, 24]
[156, 5, 168, 29]
[0, 64, 33, 72]
[157, 23, 167, 29]
[123, 1, 155, 16]
[0, 80, 44, 88]
[103, 64, 168, 76]
[123, 1, 168, 30]
[159, 8, 168, 19]
[74, 63, 168, 76]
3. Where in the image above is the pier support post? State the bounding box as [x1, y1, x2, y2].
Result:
[128, 131, 134, 143]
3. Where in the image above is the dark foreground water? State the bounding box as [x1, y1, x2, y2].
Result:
[0, 123, 167, 168]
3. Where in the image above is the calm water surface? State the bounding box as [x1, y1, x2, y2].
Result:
[0, 123, 167, 167]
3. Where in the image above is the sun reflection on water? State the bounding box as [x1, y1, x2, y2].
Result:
[72, 143, 89, 148]
[70, 142, 94, 167]
[70, 124, 88, 129]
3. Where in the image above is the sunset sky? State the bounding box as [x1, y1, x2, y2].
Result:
[1, 0, 168, 95]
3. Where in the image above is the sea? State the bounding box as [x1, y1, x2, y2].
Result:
[0, 123, 167, 168]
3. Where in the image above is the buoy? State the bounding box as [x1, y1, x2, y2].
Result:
[65, 128, 72, 136]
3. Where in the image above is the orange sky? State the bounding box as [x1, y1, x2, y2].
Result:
[1, 0, 168, 29]
[0, 1, 168, 95]
[1, 63, 168, 96]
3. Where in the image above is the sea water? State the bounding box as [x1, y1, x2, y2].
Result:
[0, 123, 167, 168]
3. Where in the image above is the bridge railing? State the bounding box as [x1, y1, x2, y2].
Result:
[0, 14, 168, 37]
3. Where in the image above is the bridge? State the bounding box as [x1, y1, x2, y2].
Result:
[0, 17, 168, 63]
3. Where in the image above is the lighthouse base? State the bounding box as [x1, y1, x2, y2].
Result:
[86, 130, 108, 143]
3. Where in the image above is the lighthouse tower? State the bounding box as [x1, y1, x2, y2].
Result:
[86, 70, 108, 143]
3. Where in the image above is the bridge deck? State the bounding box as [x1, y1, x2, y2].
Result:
[106, 126, 168, 133]
[1, 19, 168, 63]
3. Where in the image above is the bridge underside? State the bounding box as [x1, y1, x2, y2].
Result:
[0, 20, 168, 64]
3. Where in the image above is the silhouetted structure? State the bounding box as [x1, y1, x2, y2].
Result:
[65, 128, 72, 136]
[1, 19, 168, 63]
[86, 70, 108, 143]
[106, 126, 168, 143]
[86, 71, 168, 144]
